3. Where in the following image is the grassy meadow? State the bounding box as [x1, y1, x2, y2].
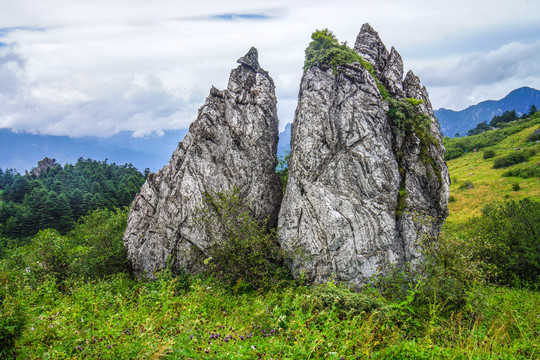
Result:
[1, 115, 539, 359]
[446, 120, 540, 224]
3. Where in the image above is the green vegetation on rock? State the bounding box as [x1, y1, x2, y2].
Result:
[303, 29, 389, 98]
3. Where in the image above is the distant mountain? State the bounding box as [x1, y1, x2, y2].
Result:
[277, 123, 291, 158]
[0, 129, 188, 173]
[435, 87, 540, 138]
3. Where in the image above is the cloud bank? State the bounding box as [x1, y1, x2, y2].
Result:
[0, 0, 539, 136]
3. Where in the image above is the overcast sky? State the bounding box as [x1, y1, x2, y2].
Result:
[1, 0, 539, 137]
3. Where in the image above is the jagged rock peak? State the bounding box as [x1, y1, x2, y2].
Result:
[403, 70, 434, 115]
[354, 23, 389, 74]
[124, 50, 282, 278]
[382, 46, 405, 97]
[237, 46, 260, 72]
[278, 25, 450, 286]
[26, 157, 58, 177]
[354, 24, 405, 97]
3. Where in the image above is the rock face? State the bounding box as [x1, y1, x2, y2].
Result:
[355, 24, 404, 98]
[26, 157, 58, 177]
[278, 24, 449, 285]
[124, 48, 282, 277]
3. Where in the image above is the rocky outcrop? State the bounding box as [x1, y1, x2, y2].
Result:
[397, 71, 450, 261]
[278, 24, 449, 285]
[26, 157, 58, 177]
[124, 48, 282, 277]
[355, 24, 404, 98]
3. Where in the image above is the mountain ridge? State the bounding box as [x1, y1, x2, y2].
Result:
[435, 86, 540, 137]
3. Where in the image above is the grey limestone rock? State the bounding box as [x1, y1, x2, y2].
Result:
[237, 46, 260, 72]
[278, 25, 449, 285]
[278, 63, 402, 285]
[354, 23, 389, 76]
[355, 24, 405, 98]
[397, 71, 450, 262]
[124, 49, 282, 277]
[382, 47, 405, 98]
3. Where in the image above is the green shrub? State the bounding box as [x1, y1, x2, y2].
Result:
[483, 149, 496, 159]
[28, 229, 72, 284]
[445, 147, 464, 161]
[528, 127, 540, 141]
[0, 267, 26, 359]
[466, 198, 540, 288]
[512, 183, 520, 191]
[301, 282, 383, 319]
[373, 231, 486, 331]
[276, 152, 289, 195]
[388, 98, 431, 138]
[68, 207, 131, 279]
[303, 29, 389, 98]
[458, 180, 474, 189]
[493, 151, 529, 168]
[443, 115, 540, 160]
[304, 29, 362, 72]
[502, 163, 540, 178]
[448, 195, 456, 203]
[196, 189, 290, 290]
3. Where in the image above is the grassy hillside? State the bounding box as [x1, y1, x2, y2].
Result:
[445, 114, 540, 225]
[1, 114, 539, 359]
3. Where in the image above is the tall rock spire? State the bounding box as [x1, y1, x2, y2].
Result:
[278, 25, 449, 285]
[124, 48, 282, 277]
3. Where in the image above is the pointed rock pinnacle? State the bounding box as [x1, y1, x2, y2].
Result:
[237, 46, 260, 71]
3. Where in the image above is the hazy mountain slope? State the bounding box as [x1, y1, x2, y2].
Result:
[0, 129, 187, 172]
[277, 123, 291, 158]
[435, 87, 540, 137]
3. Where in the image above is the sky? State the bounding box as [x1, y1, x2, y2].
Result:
[1, 0, 539, 138]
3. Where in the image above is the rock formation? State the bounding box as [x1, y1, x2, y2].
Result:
[26, 157, 58, 177]
[124, 47, 282, 277]
[278, 24, 449, 285]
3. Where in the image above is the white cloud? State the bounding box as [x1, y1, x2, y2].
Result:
[0, 0, 539, 135]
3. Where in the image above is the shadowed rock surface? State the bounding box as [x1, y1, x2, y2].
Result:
[124, 48, 282, 277]
[279, 24, 449, 285]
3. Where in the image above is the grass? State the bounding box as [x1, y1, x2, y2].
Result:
[3, 113, 540, 359]
[6, 272, 539, 359]
[445, 122, 540, 225]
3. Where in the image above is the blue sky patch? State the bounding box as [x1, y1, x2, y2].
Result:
[210, 13, 273, 21]
[0, 26, 45, 36]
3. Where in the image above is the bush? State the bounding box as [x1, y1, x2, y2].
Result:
[196, 189, 290, 290]
[528, 128, 540, 142]
[458, 180, 474, 189]
[0, 267, 26, 359]
[28, 229, 72, 284]
[68, 207, 131, 279]
[303, 29, 389, 97]
[493, 151, 529, 168]
[444, 147, 464, 161]
[502, 163, 540, 178]
[301, 282, 383, 319]
[512, 183, 520, 191]
[373, 231, 486, 331]
[448, 195, 456, 203]
[466, 198, 540, 288]
[483, 149, 496, 159]
[276, 152, 289, 195]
